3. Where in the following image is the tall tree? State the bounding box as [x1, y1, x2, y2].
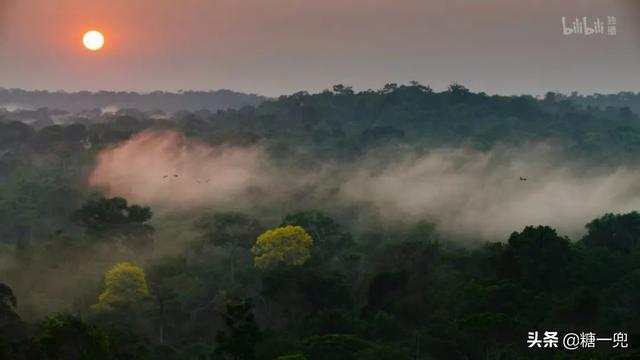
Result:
[33, 315, 110, 360]
[0, 283, 27, 359]
[505, 226, 573, 291]
[73, 197, 154, 253]
[215, 298, 262, 360]
[281, 211, 353, 263]
[94, 262, 150, 311]
[582, 212, 640, 253]
[194, 211, 262, 286]
[252, 226, 313, 270]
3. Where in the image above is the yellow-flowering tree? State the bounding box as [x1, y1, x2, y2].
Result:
[94, 262, 150, 310]
[252, 226, 313, 269]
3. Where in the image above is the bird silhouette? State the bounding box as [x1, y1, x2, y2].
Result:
[519, 177, 528, 181]
[173, 174, 179, 178]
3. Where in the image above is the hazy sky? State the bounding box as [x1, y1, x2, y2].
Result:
[0, 0, 638, 96]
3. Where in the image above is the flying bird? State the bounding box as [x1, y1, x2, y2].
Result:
[163, 175, 169, 179]
[173, 174, 179, 178]
[519, 177, 528, 181]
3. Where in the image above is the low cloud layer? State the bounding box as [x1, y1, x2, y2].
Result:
[89, 130, 273, 210]
[341, 147, 640, 239]
[89, 131, 640, 240]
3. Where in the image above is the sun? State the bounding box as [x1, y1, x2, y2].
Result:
[83, 30, 105, 51]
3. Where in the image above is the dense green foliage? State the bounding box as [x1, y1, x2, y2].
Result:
[1, 85, 640, 359]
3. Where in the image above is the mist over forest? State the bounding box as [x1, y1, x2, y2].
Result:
[2, 83, 640, 359]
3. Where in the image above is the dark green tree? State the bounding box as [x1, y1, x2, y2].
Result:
[215, 298, 262, 360]
[73, 197, 154, 253]
[33, 314, 110, 360]
[0, 283, 27, 360]
[505, 226, 574, 291]
[303, 334, 370, 360]
[194, 211, 262, 286]
[281, 211, 353, 263]
[582, 212, 640, 253]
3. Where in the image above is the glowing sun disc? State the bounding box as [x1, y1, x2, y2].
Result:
[83, 30, 104, 51]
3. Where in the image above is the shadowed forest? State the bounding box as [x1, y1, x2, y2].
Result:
[0, 88, 266, 114]
[2, 83, 640, 359]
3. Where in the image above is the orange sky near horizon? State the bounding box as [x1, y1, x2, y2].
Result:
[0, 0, 638, 96]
